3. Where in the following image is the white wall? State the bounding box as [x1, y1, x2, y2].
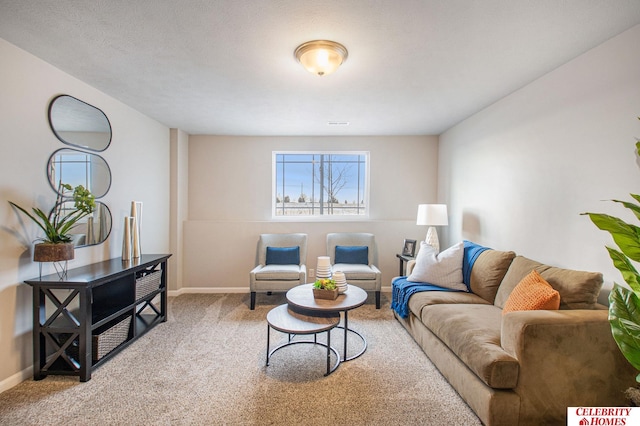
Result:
[182, 135, 439, 294]
[438, 24, 640, 303]
[0, 39, 171, 391]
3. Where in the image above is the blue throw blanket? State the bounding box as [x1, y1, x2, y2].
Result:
[462, 240, 490, 287]
[391, 240, 490, 318]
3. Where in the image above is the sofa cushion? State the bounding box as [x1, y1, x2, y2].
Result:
[469, 249, 516, 304]
[333, 263, 377, 280]
[265, 246, 300, 265]
[503, 270, 560, 314]
[408, 290, 490, 319]
[407, 241, 467, 291]
[495, 256, 603, 310]
[420, 303, 519, 389]
[254, 264, 301, 280]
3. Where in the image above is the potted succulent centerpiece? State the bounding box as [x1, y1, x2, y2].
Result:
[313, 278, 339, 300]
[582, 118, 640, 404]
[9, 183, 95, 262]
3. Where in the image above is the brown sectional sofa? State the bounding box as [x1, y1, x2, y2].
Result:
[394, 248, 636, 425]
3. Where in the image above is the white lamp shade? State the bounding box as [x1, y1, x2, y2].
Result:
[416, 204, 448, 226]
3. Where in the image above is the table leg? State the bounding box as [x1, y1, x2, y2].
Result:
[266, 324, 270, 366]
[337, 310, 367, 362]
[343, 310, 348, 360]
[326, 330, 331, 376]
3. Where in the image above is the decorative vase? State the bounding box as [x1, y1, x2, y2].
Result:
[33, 242, 74, 262]
[122, 216, 132, 260]
[316, 256, 332, 279]
[130, 201, 142, 258]
[312, 288, 339, 300]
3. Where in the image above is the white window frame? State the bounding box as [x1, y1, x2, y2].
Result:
[272, 151, 370, 220]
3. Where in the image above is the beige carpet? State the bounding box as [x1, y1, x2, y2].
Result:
[0, 293, 481, 425]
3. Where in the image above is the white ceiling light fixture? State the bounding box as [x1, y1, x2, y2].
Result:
[294, 40, 348, 76]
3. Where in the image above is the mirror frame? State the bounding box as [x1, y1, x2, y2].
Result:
[48, 94, 112, 152]
[51, 200, 113, 248]
[47, 148, 112, 199]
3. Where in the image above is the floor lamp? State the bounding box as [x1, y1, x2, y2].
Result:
[416, 204, 448, 253]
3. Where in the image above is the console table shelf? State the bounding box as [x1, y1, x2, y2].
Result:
[25, 254, 171, 382]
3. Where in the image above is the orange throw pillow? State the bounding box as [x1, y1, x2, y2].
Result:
[503, 270, 560, 314]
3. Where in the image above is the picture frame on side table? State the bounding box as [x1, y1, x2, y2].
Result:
[402, 239, 416, 257]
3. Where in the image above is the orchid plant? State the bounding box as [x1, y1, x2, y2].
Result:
[9, 182, 95, 244]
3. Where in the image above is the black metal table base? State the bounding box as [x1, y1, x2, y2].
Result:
[335, 325, 367, 361]
[338, 310, 367, 361]
[266, 328, 340, 376]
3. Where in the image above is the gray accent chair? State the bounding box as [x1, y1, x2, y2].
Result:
[326, 232, 382, 308]
[249, 233, 308, 310]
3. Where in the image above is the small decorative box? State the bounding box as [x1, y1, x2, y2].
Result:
[312, 288, 339, 300]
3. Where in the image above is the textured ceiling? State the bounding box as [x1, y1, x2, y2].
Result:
[1, 1, 640, 136]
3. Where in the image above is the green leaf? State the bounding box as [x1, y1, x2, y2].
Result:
[609, 284, 640, 381]
[9, 182, 95, 244]
[606, 247, 640, 293]
[612, 198, 640, 222]
[584, 213, 640, 262]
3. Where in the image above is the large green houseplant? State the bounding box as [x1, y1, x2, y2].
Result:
[9, 183, 95, 261]
[583, 119, 640, 402]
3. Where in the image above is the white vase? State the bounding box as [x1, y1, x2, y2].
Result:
[122, 216, 132, 260]
[131, 201, 142, 258]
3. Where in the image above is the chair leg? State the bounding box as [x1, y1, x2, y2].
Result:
[375, 291, 381, 309]
[250, 292, 256, 310]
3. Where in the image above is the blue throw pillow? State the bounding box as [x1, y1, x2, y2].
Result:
[265, 246, 300, 265]
[335, 246, 369, 265]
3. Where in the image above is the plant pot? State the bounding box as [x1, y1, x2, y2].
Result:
[313, 288, 339, 300]
[626, 386, 640, 407]
[33, 242, 74, 262]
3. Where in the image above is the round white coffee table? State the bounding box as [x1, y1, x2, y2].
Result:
[286, 283, 367, 362]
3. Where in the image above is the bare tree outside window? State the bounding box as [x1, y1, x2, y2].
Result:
[273, 152, 369, 217]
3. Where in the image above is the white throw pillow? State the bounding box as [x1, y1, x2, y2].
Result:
[407, 241, 467, 291]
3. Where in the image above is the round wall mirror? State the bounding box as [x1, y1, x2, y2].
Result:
[47, 148, 112, 198]
[49, 95, 112, 152]
[52, 201, 112, 247]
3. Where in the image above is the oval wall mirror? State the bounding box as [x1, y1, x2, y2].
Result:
[47, 148, 112, 198]
[48, 95, 112, 152]
[52, 201, 112, 247]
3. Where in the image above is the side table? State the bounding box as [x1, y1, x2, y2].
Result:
[286, 284, 367, 362]
[266, 304, 341, 376]
[396, 253, 415, 276]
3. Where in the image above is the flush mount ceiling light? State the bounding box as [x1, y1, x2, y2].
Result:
[294, 40, 348, 76]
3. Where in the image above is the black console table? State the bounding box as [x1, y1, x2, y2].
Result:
[25, 254, 171, 382]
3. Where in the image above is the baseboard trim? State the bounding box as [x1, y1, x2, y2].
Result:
[168, 287, 249, 297]
[0, 365, 32, 394]
[168, 286, 392, 297]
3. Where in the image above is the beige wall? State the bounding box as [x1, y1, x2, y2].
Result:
[170, 129, 189, 292]
[182, 135, 439, 293]
[438, 24, 640, 303]
[0, 39, 171, 391]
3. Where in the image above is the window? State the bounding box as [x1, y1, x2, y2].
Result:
[49, 151, 93, 189]
[273, 152, 369, 217]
